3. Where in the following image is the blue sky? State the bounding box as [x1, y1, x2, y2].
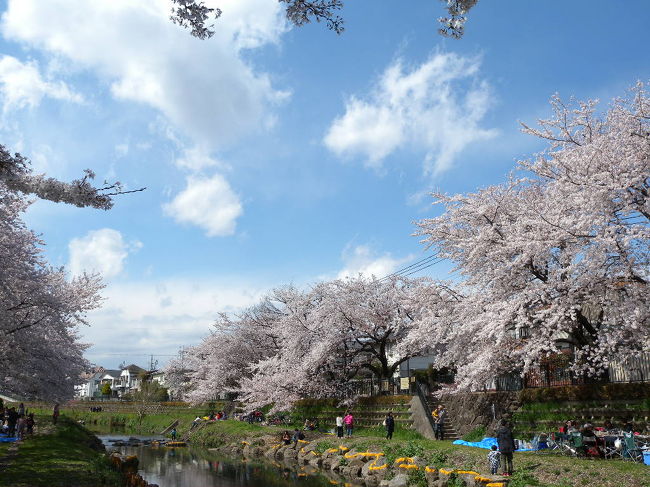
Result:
[1, 0, 648, 369]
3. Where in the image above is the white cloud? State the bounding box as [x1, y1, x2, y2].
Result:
[324, 52, 497, 175]
[174, 146, 223, 171]
[0, 54, 82, 111]
[81, 277, 268, 368]
[337, 245, 413, 280]
[1, 0, 288, 148]
[163, 173, 243, 236]
[68, 228, 141, 278]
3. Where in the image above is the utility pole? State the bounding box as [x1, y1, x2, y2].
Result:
[179, 346, 186, 370]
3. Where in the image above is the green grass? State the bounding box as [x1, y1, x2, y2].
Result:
[189, 419, 284, 448]
[54, 408, 201, 438]
[353, 425, 424, 441]
[461, 425, 486, 442]
[0, 417, 121, 487]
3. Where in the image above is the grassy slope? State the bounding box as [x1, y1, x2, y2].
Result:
[0, 417, 121, 487]
[31, 408, 202, 437]
[190, 421, 650, 487]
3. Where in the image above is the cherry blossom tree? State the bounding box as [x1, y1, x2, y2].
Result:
[172, 276, 456, 411]
[1, 146, 142, 400]
[240, 276, 457, 411]
[0, 146, 144, 210]
[0, 184, 104, 400]
[437, 0, 478, 39]
[412, 82, 650, 389]
[170, 0, 477, 39]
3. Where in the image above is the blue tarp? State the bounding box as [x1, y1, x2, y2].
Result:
[452, 437, 537, 452]
[0, 436, 17, 442]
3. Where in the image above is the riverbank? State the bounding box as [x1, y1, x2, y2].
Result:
[189, 421, 650, 487]
[0, 416, 122, 487]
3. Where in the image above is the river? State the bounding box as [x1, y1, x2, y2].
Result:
[98, 435, 361, 487]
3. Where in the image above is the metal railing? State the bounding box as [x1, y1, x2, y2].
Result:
[415, 381, 437, 433]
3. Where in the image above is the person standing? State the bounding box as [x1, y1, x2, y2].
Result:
[6, 408, 18, 437]
[52, 403, 60, 425]
[432, 405, 446, 440]
[16, 415, 25, 440]
[437, 406, 447, 440]
[496, 419, 515, 476]
[335, 414, 344, 438]
[343, 412, 354, 438]
[384, 412, 395, 440]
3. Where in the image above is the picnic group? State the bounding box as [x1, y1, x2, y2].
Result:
[0, 402, 35, 442]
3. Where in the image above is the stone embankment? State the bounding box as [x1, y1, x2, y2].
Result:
[215, 437, 509, 487]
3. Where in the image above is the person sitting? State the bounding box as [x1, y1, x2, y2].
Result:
[564, 420, 578, 434]
[281, 430, 291, 445]
[582, 423, 595, 436]
[622, 420, 634, 433]
[603, 420, 615, 432]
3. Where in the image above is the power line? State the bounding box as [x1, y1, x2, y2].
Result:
[378, 254, 438, 281]
[400, 258, 445, 277]
[379, 253, 443, 281]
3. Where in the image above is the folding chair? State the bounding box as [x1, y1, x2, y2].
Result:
[622, 432, 643, 462]
[568, 432, 586, 457]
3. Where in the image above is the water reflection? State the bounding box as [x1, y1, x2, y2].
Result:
[99, 436, 360, 487]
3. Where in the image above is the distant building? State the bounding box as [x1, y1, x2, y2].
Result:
[75, 364, 150, 399]
[115, 364, 146, 397]
[74, 371, 105, 399]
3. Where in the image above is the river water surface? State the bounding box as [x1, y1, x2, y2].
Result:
[99, 435, 360, 487]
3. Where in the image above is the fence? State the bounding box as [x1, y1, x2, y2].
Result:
[348, 377, 403, 396]
[493, 352, 650, 391]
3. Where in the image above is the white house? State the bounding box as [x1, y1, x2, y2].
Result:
[98, 370, 122, 398]
[149, 370, 166, 386]
[115, 364, 146, 397]
[74, 371, 105, 399]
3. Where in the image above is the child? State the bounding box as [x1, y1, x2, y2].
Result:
[292, 428, 304, 448]
[488, 445, 501, 475]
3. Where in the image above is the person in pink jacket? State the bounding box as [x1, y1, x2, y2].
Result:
[343, 412, 354, 438]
